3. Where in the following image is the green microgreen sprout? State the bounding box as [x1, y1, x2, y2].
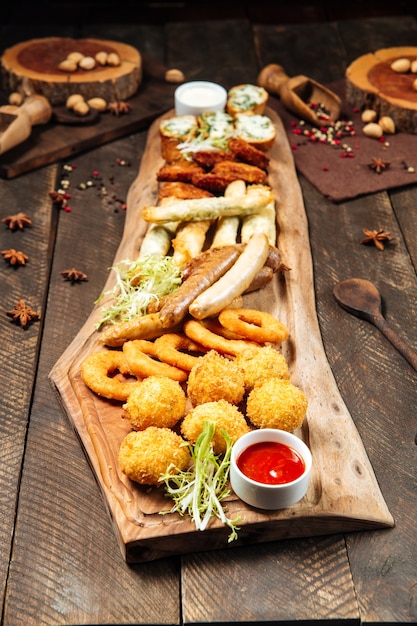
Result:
[95, 255, 182, 329]
[160, 421, 241, 542]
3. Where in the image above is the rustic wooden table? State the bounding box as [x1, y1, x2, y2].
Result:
[1, 8, 416, 626]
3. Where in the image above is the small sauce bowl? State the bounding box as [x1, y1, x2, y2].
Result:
[174, 81, 227, 116]
[230, 429, 312, 510]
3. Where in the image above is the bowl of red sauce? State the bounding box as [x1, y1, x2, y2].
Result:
[230, 429, 312, 510]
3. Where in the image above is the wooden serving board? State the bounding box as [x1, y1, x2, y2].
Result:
[346, 46, 417, 134]
[49, 107, 394, 563]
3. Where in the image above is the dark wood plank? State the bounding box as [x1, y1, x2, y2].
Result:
[0, 162, 57, 614]
[2, 23, 182, 626]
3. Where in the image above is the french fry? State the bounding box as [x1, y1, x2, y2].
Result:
[211, 179, 245, 247]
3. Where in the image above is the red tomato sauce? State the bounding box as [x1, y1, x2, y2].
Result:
[237, 441, 305, 485]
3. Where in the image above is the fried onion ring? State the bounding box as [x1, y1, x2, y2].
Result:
[123, 339, 188, 382]
[183, 319, 258, 357]
[218, 308, 289, 344]
[154, 333, 208, 372]
[80, 350, 142, 401]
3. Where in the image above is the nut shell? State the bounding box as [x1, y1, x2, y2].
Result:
[78, 56, 96, 71]
[66, 93, 85, 109]
[73, 100, 90, 116]
[362, 122, 383, 139]
[411, 59, 417, 73]
[95, 51, 108, 66]
[378, 116, 396, 134]
[87, 97, 108, 111]
[67, 51, 85, 64]
[58, 59, 78, 72]
[390, 58, 411, 73]
[106, 52, 121, 67]
[361, 109, 377, 123]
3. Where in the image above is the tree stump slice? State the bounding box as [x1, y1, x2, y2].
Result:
[1, 37, 142, 106]
[345, 46, 417, 134]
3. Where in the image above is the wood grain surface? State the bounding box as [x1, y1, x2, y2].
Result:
[2, 13, 417, 626]
[50, 105, 393, 563]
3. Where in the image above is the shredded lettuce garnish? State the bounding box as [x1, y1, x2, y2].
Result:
[160, 421, 241, 542]
[95, 255, 183, 329]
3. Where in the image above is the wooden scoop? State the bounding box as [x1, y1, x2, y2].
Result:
[333, 278, 417, 372]
[0, 94, 52, 155]
[257, 63, 342, 126]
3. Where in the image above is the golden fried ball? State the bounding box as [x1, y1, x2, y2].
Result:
[246, 379, 308, 431]
[181, 399, 250, 454]
[118, 427, 191, 485]
[187, 350, 245, 406]
[122, 375, 186, 430]
[235, 345, 290, 392]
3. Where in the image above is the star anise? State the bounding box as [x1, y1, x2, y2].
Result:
[6, 299, 40, 328]
[368, 157, 390, 174]
[360, 228, 393, 251]
[1, 248, 29, 266]
[60, 267, 88, 283]
[107, 101, 131, 116]
[2, 212, 32, 230]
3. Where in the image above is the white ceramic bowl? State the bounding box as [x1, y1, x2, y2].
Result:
[230, 429, 312, 510]
[174, 80, 227, 116]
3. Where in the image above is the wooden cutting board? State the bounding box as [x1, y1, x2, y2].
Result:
[0, 77, 178, 179]
[49, 107, 394, 564]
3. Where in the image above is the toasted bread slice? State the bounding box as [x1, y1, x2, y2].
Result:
[233, 113, 276, 151]
[226, 84, 269, 115]
[159, 115, 198, 162]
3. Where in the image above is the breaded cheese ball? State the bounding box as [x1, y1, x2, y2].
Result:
[181, 399, 250, 454]
[235, 345, 290, 392]
[187, 350, 245, 406]
[122, 376, 186, 430]
[118, 427, 191, 485]
[246, 378, 308, 431]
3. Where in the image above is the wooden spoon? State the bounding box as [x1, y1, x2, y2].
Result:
[257, 63, 342, 126]
[333, 278, 417, 372]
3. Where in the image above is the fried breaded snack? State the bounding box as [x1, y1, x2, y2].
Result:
[158, 181, 214, 200]
[118, 427, 191, 485]
[157, 161, 205, 183]
[123, 376, 186, 430]
[211, 160, 267, 184]
[228, 137, 270, 170]
[187, 350, 245, 406]
[246, 379, 308, 431]
[181, 399, 250, 454]
[234, 345, 290, 392]
[192, 150, 235, 169]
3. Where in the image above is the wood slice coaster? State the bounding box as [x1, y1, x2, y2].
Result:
[0, 37, 142, 106]
[345, 46, 417, 134]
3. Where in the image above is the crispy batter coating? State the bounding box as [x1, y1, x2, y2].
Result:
[234, 345, 290, 392]
[158, 181, 214, 200]
[122, 376, 186, 430]
[192, 150, 235, 168]
[228, 136, 270, 170]
[246, 379, 308, 431]
[187, 350, 245, 406]
[211, 160, 267, 184]
[181, 399, 250, 454]
[157, 161, 205, 183]
[80, 350, 142, 401]
[118, 427, 191, 485]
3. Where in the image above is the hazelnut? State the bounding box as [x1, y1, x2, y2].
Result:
[58, 59, 78, 72]
[66, 93, 85, 110]
[73, 100, 90, 116]
[87, 97, 108, 111]
[378, 116, 395, 134]
[106, 52, 121, 67]
[78, 56, 96, 71]
[390, 58, 411, 73]
[67, 51, 85, 64]
[95, 51, 108, 66]
[361, 109, 377, 123]
[362, 122, 383, 139]
[411, 59, 417, 74]
[8, 92, 23, 106]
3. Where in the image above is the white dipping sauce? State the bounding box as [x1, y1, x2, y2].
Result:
[175, 81, 227, 116]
